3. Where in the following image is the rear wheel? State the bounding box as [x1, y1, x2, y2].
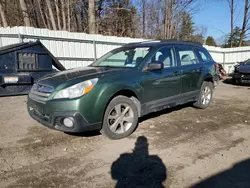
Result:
[193, 81, 214, 109]
[100, 96, 139, 139]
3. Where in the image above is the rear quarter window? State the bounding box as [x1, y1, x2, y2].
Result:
[197, 48, 212, 62]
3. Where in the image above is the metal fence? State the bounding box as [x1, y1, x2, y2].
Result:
[0, 27, 144, 69]
[1, 26, 250, 73]
[203, 45, 250, 73]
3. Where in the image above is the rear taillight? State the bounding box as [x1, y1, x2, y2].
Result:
[214, 63, 219, 72]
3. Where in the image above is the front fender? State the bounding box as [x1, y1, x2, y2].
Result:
[91, 81, 143, 123]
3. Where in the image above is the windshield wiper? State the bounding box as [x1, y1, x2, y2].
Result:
[94, 65, 117, 68]
[90, 65, 131, 68]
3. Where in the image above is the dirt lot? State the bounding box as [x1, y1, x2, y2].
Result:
[0, 81, 250, 188]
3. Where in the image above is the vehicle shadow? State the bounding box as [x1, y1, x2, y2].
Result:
[64, 130, 101, 137]
[111, 136, 167, 188]
[223, 77, 250, 87]
[222, 78, 234, 85]
[65, 103, 193, 138]
[139, 102, 193, 123]
[191, 158, 250, 188]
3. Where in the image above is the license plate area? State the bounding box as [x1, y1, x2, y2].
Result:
[29, 103, 44, 114]
[29, 105, 50, 122]
[4, 76, 19, 84]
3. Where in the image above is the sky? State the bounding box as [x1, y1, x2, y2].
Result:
[193, 0, 245, 43]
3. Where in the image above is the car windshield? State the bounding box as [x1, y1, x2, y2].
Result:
[245, 59, 250, 65]
[91, 47, 152, 68]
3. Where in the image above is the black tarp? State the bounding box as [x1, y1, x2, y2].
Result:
[0, 40, 65, 96]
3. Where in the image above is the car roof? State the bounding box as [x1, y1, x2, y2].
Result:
[123, 40, 203, 48]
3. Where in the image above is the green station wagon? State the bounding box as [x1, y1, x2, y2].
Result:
[27, 40, 217, 139]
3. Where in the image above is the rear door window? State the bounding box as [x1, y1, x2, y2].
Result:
[176, 46, 199, 66]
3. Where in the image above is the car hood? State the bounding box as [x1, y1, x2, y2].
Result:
[238, 65, 250, 73]
[38, 66, 126, 88]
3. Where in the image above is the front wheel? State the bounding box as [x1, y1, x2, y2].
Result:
[100, 96, 139, 140]
[193, 81, 214, 109]
[232, 78, 241, 85]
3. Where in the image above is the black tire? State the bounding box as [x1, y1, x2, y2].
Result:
[193, 81, 214, 109]
[233, 78, 241, 85]
[100, 95, 139, 140]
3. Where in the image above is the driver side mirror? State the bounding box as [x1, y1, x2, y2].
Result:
[147, 61, 164, 71]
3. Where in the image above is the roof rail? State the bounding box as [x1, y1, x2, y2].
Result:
[143, 39, 202, 45]
[159, 39, 202, 46]
[181, 40, 202, 46]
[123, 39, 202, 46]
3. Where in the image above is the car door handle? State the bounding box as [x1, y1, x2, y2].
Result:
[173, 71, 181, 76]
[197, 67, 204, 72]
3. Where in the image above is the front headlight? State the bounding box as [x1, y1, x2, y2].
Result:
[53, 78, 98, 99]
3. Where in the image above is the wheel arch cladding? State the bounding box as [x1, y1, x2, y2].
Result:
[204, 74, 214, 84]
[107, 89, 142, 117]
[92, 84, 142, 123]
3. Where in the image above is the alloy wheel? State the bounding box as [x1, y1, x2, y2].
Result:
[201, 86, 211, 105]
[107, 103, 134, 134]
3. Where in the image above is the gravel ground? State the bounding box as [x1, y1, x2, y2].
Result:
[0, 81, 250, 188]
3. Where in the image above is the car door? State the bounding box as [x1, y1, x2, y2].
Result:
[141, 46, 182, 113]
[175, 45, 204, 101]
[196, 47, 215, 86]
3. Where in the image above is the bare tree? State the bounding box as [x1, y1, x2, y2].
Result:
[226, 0, 235, 47]
[60, 0, 67, 30]
[239, 0, 250, 46]
[19, 0, 31, 26]
[55, 0, 62, 30]
[0, 0, 8, 27]
[141, 0, 146, 37]
[45, 0, 57, 30]
[164, 0, 170, 38]
[67, 0, 70, 31]
[0, 0, 200, 40]
[88, 0, 96, 34]
[30, 0, 40, 28]
[164, 0, 195, 39]
[143, 0, 164, 38]
[44, 4, 52, 29]
[36, 0, 47, 28]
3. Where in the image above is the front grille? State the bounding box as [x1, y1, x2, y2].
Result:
[29, 84, 54, 103]
[242, 73, 250, 79]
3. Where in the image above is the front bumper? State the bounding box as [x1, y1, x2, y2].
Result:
[27, 97, 102, 133]
[233, 73, 250, 83]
